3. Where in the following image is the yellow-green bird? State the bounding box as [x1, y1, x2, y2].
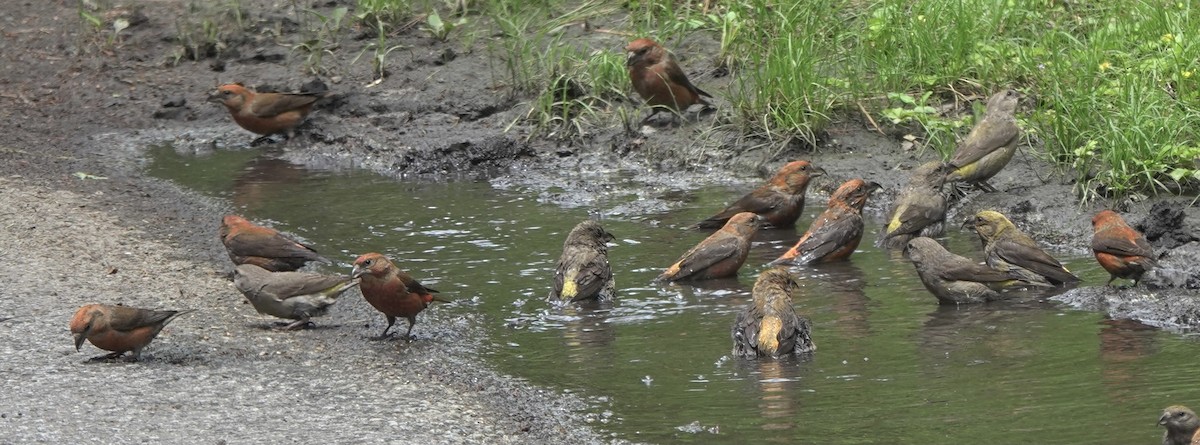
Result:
[550, 220, 615, 304]
[944, 89, 1021, 192]
[905, 237, 1044, 305]
[731, 267, 815, 358]
[967, 210, 1080, 286]
[878, 161, 950, 249]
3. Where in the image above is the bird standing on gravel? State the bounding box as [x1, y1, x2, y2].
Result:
[625, 38, 712, 124]
[771, 179, 881, 266]
[208, 83, 328, 145]
[1091, 210, 1158, 286]
[69, 304, 192, 361]
[352, 252, 448, 340]
[220, 214, 329, 272]
[878, 161, 949, 249]
[233, 264, 359, 330]
[731, 267, 816, 358]
[695, 161, 825, 230]
[1159, 405, 1200, 445]
[944, 89, 1022, 192]
[967, 210, 1079, 286]
[549, 220, 615, 304]
[659, 212, 763, 282]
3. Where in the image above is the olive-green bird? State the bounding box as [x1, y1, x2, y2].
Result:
[944, 89, 1021, 192]
[731, 267, 816, 358]
[967, 210, 1080, 286]
[550, 220, 616, 303]
[1159, 405, 1200, 445]
[904, 237, 1043, 305]
[233, 264, 360, 330]
[878, 161, 950, 249]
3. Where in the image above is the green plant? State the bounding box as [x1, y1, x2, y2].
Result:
[173, 0, 247, 63]
[356, 0, 411, 28]
[422, 10, 466, 42]
[292, 6, 349, 75]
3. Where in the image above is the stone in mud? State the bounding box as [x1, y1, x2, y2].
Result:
[1142, 241, 1200, 290]
[1137, 200, 1198, 250]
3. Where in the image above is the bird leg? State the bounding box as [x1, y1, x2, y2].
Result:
[282, 317, 313, 330]
[371, 316, 396, 340]
[250, 135, 280, 147]
[403, 321, 417, 342]
[89, 352, 126, 361]
[973, 181, 998, 193]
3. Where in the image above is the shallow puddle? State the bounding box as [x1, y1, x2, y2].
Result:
[148, 146, 1200, 444]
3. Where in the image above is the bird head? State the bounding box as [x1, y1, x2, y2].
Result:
[830, 179, 882, 211]
[219, 214, 248, 239]
[69, 305, 102, 351]
[208, 83, 251, 109]
[625, 38, 661, 68]
[775, 161, 825, 192]
[754, 267, 800, 296]
[966, 210, 1013, 240]
[1160, 405, 1199, 431]
[912, 161, 950, 187]
[567, 220, 615, 248]
[903, 237, 942, 263]
[352, 252, 393, 279]
[986, 88, 1021, 116]
[1091, 209, 1124, 229]
[726, 212, 765, 235]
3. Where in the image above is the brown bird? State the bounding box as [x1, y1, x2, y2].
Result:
[352, 252, 448, 340]
[550, 220, 616, 304]
[1091, 210, 1159, 286]
[944, 89, 1021, 192]
[658, 212, 764, 282]
[69, 304, 192, 361]
[220, 214, 329, 272]
[878, 161, 949, 249]
[626, 38, 712, 123]
[967, 210, 1080, 286]
[731, 267, 816, 358]
[1160, 405, 1200, 445]
[208, 83, 327, 144]
[905, 237, 1042, 305]
[771, 179, 881, 266]
[695, 161, 826, 229]
[233, 264, 360, 330]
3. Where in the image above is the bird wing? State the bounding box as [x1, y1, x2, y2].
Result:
[670, 236, 742, 279]
[1091, 232, 1156, 258]
[663, 55, 712, 99]
[731, 306, 762, 357]
[261, 273, 354, 299]
[553, 246, 613, 301]
[227, 233, 322, 260]
[884, 192, 945, 238]
[696, 188, 783, 229]
[794, 212, 862, 264]
[935, 256, 1021, 283]
[948, 119, 1018, 167]
[106, 307, 180, 331]
[248, 92, 322, 118]
[994, 238, 1078, 283]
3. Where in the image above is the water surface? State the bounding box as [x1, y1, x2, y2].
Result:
[147, 146, 1200, 444]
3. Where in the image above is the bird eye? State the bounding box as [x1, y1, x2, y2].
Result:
[364, 259, 373, 266]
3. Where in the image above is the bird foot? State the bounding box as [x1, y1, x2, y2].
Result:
[369, 334, 393, 341]
[249, 135, 279, 147]
[278, 320, 314, 331]
[89, 352, 126, 362]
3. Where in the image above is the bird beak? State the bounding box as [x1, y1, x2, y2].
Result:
[625, 50, 639, 67]
[961, 218, 973, 231]
[1159, 413, 1170, 426]
[351, 265, 367, 279]
[866, 181, 883, 194]
[811, 166, 827, 178]
[73, 332, 86, 351]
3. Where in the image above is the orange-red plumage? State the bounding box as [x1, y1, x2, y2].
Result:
[696, 161, 826, 229]
[220, 214, 328, 272]
[1091, 210, 1158, 286]
[208, 83, 326, 140]
[352, 252, 447, 340]
[626, 38, 712, 123]
[69, 304, 191, 360]
[659, 212, 763, 282]
[772, 179, 881, 265]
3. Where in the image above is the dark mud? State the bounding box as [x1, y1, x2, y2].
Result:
[1, 0, 1199, 442]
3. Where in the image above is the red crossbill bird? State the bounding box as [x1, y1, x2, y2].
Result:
[352, 252, 448, 340]
[731, 267, 816, 358]
[207, 83, 328, 144]
[1160, 405, 1200, 445]
[220, 214, 329, 272]
[695, 161, 826, 230]
[967, 210, 1080, 286]
[904, 237, 1043, 305]
[1091, 210, 1159, 286]
[771, 179, 881, 266]
[550, 220, 615, 304]
[944, 89, 1021, 192]
[626, 38, 712, 124]
[658, 212, 764, 282]
[69, 304, 192, 361]
[878, 161, 950, 249]
[233, 264, 360, 330]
